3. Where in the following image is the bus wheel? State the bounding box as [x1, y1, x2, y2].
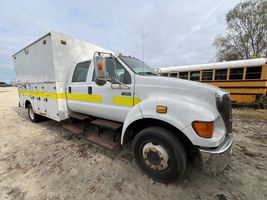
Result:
[132, 127, 186, 183]
[28, 104, 41, 123]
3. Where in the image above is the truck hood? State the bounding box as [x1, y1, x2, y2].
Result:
[135, 75, 220, 94]
[134, 75, 225, 108]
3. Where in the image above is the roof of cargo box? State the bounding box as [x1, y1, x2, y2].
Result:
[13, 31, 112, 84]
[12, 33, 51, 57]
[12, 31, 112, 57]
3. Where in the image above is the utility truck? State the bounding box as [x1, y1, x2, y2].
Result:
[13, 32, 233, 183]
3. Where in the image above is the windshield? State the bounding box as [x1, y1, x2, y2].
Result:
[119, 56, 159, 76]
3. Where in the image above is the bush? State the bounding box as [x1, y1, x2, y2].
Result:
[258, 95, 267, 109]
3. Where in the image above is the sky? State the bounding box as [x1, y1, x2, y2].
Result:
[0, 0, 240, 83]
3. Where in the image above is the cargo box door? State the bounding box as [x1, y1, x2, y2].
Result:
[45, 83, 60, 120]
[36, 84, 47, 115]
[30, 84, 41, 113]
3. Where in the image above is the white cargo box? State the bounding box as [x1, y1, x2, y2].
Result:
[13, 31, 108, 121]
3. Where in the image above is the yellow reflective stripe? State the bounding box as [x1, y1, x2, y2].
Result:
[66, 93, 102, 103]
[113, 96, 142, 106]
[18, 90, 141, 106]
[18, 90, 31, 96]
[18, 90, 66, 99]
[33, 91, 46, 97]
[46, 92, 66, 99]
[134, 97, 142, 106]
[54, 93, 67, 99]
[113, 96, 133, 106]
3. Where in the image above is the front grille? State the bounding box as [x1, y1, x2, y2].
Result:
[216, 94, 232, 133]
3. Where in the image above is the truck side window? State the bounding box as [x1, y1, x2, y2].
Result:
[93, 58, 131, 84]
[106, 58, 131, 84]
[72, 61, 91, 82]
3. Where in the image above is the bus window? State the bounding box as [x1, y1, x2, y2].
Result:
[229, 68, 243, 80]
[245, 66, 262, 79]
[170, 73, 178, 78]
[179, 72, 188, 79]
[190, 71, 200, 81]
[202, 70, 213, 81]
[215, 69, 227, 80]
[161, 73, 168, 77]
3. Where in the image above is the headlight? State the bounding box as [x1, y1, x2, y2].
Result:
[215, 90, 225, 103]
[215, 91, 232, 133]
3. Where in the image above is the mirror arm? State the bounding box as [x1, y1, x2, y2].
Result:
[111, 78, 130, 89]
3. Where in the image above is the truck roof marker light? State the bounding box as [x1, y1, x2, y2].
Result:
[156, 105, 167, 113]
[60, 40, 67, 45]
[192, 121, 214, 138]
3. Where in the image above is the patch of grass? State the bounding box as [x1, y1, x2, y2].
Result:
[257, 95, 267, 109]
[233, 108, 267, 121]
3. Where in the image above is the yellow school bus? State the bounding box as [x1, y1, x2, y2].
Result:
[160, 58, 267, 104]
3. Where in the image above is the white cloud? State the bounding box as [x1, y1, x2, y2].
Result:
[0, 0, 240, 82]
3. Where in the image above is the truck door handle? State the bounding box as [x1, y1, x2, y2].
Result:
[121, 92, 131, 96]
[68, 87, 71, 93]
[88, 86, 92, 94]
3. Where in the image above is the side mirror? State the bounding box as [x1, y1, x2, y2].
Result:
[93, 52, 107, 86]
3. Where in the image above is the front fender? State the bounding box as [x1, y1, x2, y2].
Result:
[121, 96, 225, 147]
[121, 104, 143, 144]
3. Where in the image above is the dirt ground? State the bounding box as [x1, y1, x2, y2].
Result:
[0, 87, 266, 200]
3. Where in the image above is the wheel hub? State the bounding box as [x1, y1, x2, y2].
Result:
[146, 151, 161, 165]
[142, 142, 169, 171]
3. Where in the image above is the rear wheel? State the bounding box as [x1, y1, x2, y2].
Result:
[28, 104, 41, 123]
[132, 127, 187, 183]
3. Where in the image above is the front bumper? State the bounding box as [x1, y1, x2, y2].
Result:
[199, 133, 233, 173]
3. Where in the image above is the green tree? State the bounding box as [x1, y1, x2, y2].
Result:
[214, 0, 267, 61]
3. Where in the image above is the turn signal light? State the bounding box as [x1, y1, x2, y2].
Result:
[192, 121, 214, 138]
[98, 63, 103, 70]
[156, 105, 167, 113]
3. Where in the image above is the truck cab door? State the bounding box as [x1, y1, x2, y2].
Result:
[89, 57, 134, 122]
[66, 57, 135, 123]
[66, 61, 92, 114]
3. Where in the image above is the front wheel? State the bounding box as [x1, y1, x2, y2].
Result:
[28, 104, 41, 123]
[132, 127, 187, 183]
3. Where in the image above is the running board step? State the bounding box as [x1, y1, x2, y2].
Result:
[62, 124, 84, 135]
[69, 112, 91, 121]
[86, 132, 120, 150]
[91, 119, 122, 130]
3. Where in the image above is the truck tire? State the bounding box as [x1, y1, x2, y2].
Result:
[132, 127, 187, 183]
[28, 104, 41, 123]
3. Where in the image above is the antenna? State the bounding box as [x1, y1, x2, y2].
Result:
[142, 26, 144, 73]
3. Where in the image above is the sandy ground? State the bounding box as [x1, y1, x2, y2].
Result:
[0, 87, 266, 200]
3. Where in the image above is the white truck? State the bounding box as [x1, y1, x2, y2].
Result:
[13, 32, 233, 183]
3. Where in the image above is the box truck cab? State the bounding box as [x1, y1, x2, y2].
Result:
[14, 32, 233, 183]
